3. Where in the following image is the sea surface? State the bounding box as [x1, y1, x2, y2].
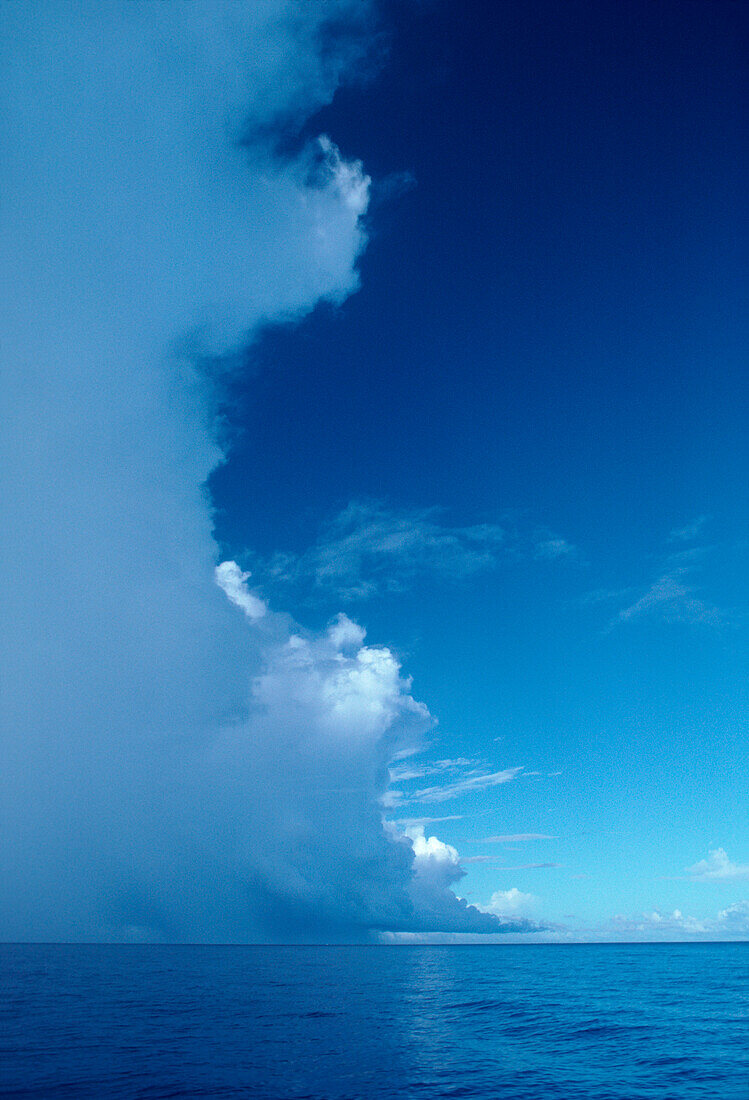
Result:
[1, 943, 747, 1099]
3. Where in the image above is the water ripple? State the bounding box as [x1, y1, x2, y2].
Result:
[1, 943, 747, 1099]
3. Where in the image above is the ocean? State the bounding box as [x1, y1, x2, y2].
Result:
[1, 943, 746, 1098]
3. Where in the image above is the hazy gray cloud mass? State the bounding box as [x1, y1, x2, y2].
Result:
[0, 1, 525, 942]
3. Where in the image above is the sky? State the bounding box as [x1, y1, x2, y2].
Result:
[1, 0, 747, 942]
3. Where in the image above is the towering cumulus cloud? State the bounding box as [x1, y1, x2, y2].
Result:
[1, 2, 524, 941]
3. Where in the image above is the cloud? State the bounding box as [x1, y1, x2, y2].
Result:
[478, 888, 538, 918]
[202, 598, 528, 937]
[0, 2, 529, 943]
[669, 515, 709, 543]
[606, 900, 749, 939]
[603, 523, 726, 630]
[397, 828, 540, 933]
[383, 897, 749, 944]
[0, 0, 381, 944]
[401, 768, 523, 805]
[449, 899, 749, 944]
[389, 815, 464, 828]
[463, 859, 559, 868]
[388, 757, 474, 782]
[686, 848, 749, 881]
[478, 834, 557, 843]
[533, 536, 577, 561]
[206, 599, 433, 937]
[316, 136, 371, 214]
[327, 612, 367, 651]
[285, 500, 506, 599]
[714, 901, 749, 933]
[388, 765, 430, 782]
[214, 562, 267, 621]
[255, 500, 576, 601]
[611, 568, 722, 628]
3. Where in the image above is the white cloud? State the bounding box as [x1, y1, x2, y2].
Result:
[606, 900, 749, 939]
[214, 562, 267, 620]
[594, 523, 730, 631]
[407, 827, 462, 876]
[326, 612, 367, 651]
[382, 897, 749, 944]
[317, 136, 370, 215]
[479, 833, 557, 843]
[388, 757, 474, 783]
[604, 523, 728, 630]
[405, 768, 523, 804]
[686, 848, 749, 881]
[206, 602, 434, 936]
[388, 764, 429, 782]
[395, 827, 539, 934]
[714, 900, 749, 932]
[479, 888, 537, 918]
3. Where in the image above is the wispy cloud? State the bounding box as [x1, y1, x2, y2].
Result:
[389, 758, 474, 782]
[280, 500, 506, 598]
[252, 500, 575, 602]
[669, 515, 709, 543]
[389, 815, 463, 828]
[477, 833, 557, 843]
[396, 767, 523, 805]
[686, 848, 749, 881]
[612, 568, 722, 628]
[533, 535, 577, 561]
[463, 858, 559, 868]
[601, 520, 729, 630]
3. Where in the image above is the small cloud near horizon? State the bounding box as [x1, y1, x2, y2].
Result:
[477, 887, 538, 918]
[686, 848, 749, 881]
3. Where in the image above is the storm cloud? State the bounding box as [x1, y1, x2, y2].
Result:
[1, 1, 528, 941]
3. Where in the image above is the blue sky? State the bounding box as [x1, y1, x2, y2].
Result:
[1, 0, 747, 942]
[213, 0, 748, 936]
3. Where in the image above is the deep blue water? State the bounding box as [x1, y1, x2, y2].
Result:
[1, 943, 747, 1099]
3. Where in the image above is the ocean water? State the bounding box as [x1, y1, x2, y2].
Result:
[1, 943, 747, 1099]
